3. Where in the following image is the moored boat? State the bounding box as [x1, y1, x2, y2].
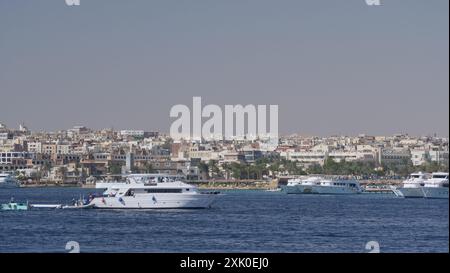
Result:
[87, 174, 220, 209]
[282, 176, 362, 195]
[392, 172, 428, 198]
[421, 172, 449, 199]
[0, 173, 19, 188]
[1, 199, 29, 210]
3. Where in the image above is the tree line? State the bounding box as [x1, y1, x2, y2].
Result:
[197, 157, 449, 180]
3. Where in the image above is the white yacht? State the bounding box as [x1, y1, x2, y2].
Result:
[421, 172, 449, 199]
[0, 173, 19, 188]
[392, 172, 428, 198]
[88, 174, 220, 209]
[282, 176, 362, 195]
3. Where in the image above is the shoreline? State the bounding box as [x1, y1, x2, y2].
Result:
[15, 179, 402, 192]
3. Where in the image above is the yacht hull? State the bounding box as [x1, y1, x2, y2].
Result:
[421, 187, 449, 199]
[89, 193, 218, 209]
[396, 187, 424, 198]
[282, 185, 360, 195]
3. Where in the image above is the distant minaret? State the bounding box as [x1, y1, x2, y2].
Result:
[19, 122, 28, 132]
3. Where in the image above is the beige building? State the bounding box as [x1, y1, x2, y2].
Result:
[27, 142, 42, 153]
[42, 143, 57, 155]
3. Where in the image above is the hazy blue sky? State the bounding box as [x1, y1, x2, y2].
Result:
[0, 0, 448, 136]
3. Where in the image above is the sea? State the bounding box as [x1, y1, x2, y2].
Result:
[0, 188, 448, 253]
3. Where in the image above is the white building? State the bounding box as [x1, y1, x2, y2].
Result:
[379, 148, 411, 165]
[120, 130, 145, 138]
[280, 151, 326, 167]
[428, 150, 448, 165]
[410, 150, 429, 166]
[27, 142, 42, 153]
[410, 149, 448, 166]
[0, 132, 12, 140]
[56, 144, 71, 154]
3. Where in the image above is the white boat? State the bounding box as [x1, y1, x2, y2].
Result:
[30, 204, 62, 209]
[88, 174, 220, 209]
[62, 203, 95, 209]
[393, 172, 428, 198]
[282, 176, 362, 195]
[0, 173, 19, 188]
[421, 172, 449, 199]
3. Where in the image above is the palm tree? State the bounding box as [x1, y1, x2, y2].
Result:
[222, 163, 232, 180]
[108, 163, 122, 175]
[230, 162, 243, 180]
[42, 161, 52, 177]
[145, 163, 154, 173]
[253, 162, 266, 179]
[56, 166, 67, 183]
[268, 161, 281, 178]
[208, 160, 221, 178]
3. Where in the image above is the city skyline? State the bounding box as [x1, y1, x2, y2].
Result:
[0, 0, 448, 136]
[1, 120, 449, 139]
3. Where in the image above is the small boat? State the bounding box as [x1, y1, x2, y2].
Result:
[1, 201, 29, 211]
[30, 204, 63, 209]
[59, 195, 95, 209]
[62, 203, 95, 209]
[0, 173, 19, 188]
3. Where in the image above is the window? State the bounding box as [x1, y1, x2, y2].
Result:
[145, 189, 182, 193]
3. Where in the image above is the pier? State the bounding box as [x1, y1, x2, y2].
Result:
[185, 179, 279, 190]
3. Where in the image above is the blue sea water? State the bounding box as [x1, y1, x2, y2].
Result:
[0, 188, 448, 253]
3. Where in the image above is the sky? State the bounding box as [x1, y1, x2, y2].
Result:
[0, 0, 448, 136]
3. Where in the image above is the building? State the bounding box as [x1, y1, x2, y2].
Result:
[0, 152, 33, 171]
[428, 149, 449, 165]
[120, 130, 145, 138]
[42, 143, 57, 155]
[410, 150, 429, 166]
[242, 149, 263, 163]
[220, 151, 245, 164]
[0, 132, 13, 140]
[379, 148, 411, 165]
[280, 151, 326, 167]
[27, 142, 42, 153]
